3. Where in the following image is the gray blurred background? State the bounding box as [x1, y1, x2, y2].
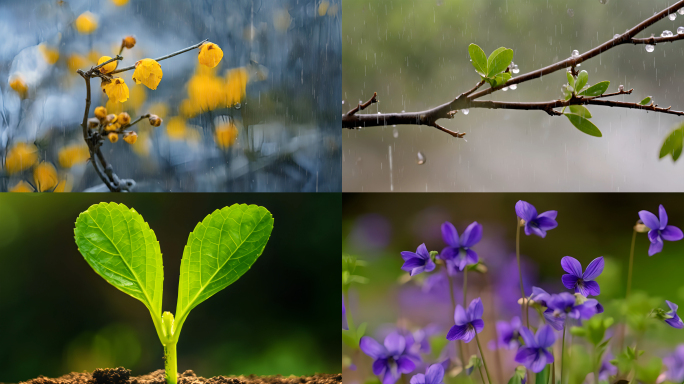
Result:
[0, 0, 341, 192]
[342, 0, 684, 192]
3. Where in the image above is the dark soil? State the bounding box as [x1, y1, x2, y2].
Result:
[18, 368, 342, 384]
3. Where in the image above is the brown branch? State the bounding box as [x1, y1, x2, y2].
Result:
[110, 39, 208, 74]
[342, 1, 684, 135]
[345, 92, 377, 116]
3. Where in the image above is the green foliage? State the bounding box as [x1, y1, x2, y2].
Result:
[534, 364, 549, 384]
[464, 355, 481, 376]
[561, 71, 605, 137]
[575, 70, 589, 93]
[507, 366, 526, 384]
[468, 44, 513, 88]
[577, 81, 610, 97]
[564, 113, 602, 137]
[568, 105, 592, 119]
[636, 357, 663, 384]
[342, 254, 368, 291]
[639, 96, 652, 105]
[659, 123, 684, 162]
[571, 316, 614, 346]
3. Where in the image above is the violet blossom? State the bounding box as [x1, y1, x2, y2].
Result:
[360, 332, 421, 384]
[401, 243, 436, 276]
[515, 325, 555, 373]
[560, 256, 604, 297]
[515, 200, 558, 238]
[440, 221, 483, 271]
[409, 364, 444, 384]
[639, 205, 684, 256]
[446, 298, 485, 343]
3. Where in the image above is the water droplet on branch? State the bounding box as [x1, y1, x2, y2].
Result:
[461, 109, 470, 115]
[669, 13, 677, 21]
[613, 34, 621, 39]
[661, 30, 673, 37]
[571, 50, 580, 58]
[645, 44, 655, 52]
[678, 26, 684, 34]
[618, 84, 625, 92]
[510, 84, 517, 90]
[416, 152, 426, 165]
[679, 8, 684, 15]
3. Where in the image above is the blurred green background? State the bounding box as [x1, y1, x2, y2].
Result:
[0, 193, 340, 382]
[343, 193, 684, 382]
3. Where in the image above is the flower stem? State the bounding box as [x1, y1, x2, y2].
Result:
[447, 271, 466, 373]
[164, 342, 178, 384]
[626, 228, 637, 298]
[463, 267, 468, 306]
[475, 333, 493, 384]
[516, 218, 529, 328]
[560, 326, 566, 384]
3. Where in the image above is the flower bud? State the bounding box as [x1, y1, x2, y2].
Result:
[87, 117, 100, 129]
[108, 133, 119, 143]
[123, 131, 138, 144]
[148, 114, 162, 127]
[117, 112, 131, 125]
[122, 36, 136, 49]
[94, 106, 107, 119]
[635, 220, 649, 233]
[105, 114, 118, 124]
[105, 123, 120, 132]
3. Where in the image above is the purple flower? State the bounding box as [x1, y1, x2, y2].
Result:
[639, 205, 684, 256]
[560, 256, 604, 297]
[598, 353, 618, 381]
[360, 332, 420, 384]
[665, 345, 684, 382]
[401, 244, 436, 276]
[446, 298, 485, 343]
[440, 221, 483, 271]
[547, 292, 599, 322]
[665, 300, 684, 329]
[409, 364, 444, 384]
[496, 316, 522, 349]
[515, 201, 558, 238]
[514, 325, 555, 373]
[529, 286, 551, 307]
[343, 294, 348, 330]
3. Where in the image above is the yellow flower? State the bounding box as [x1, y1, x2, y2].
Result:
[94, 106, 107, 119]
[74, 12, 98, 34]
[97, 56, 118, 74]
[9, 181, 33, 192]
[273, 9, 292, 32]
[5, 142, 38, 175]
[124, 131, 138, 144]
[9, 75, 28, 99]
[225, 67, 249, 106]
[122, 36, 136, 49]
[103, 77, 129, 103]
[111, 0, 129, 5]
[166, 117, 187, 140]
[53, 179, 72, 192]
[118, 112, 131, 125]
[58, 144, 90, 169]
[132, 59, 163, 90]
[148, 114, 163, 127]
[108, 133, 119, 143]
[198, 42, 223, 68]
[187, 70, 224, 113]
[215, 122, 239, 149]
[33, 162, 59, 192]
[67, 54, 88, 73]
[39, 44, 59, 65]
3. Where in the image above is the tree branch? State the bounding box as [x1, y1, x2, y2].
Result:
[110, 39, 208, 74]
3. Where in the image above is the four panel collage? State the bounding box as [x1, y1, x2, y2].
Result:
[1, 1, 684, 384]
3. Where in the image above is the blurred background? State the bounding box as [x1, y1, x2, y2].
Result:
[343, 193, 684, 383]
[0, 0, 341, 192]
[0, 193, 339, 382]
[343, 0, 684, 192]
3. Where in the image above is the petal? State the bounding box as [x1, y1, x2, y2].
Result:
[537, 210, 558, 220]
[468, 298, 484, 321]
[373, 359, 388, 375]
[639, 210, 660, 231]
[649, 237, 664, 256]
[543, 310, 566, 331]
[401, 251, 418, 261]
[667, 300, 679, 313]
[441, 222, 460, 248]
[424, 259, 436, 273]
[384, 333, 406, 356]
[648, 229, 660, 244]
[511, 316, 522, 329]
[460, 326, 476, 343]
[464, 249, 479, 266]
[396, 356, 416, 374]
[584, 280, 600, 297]
[410, 374, 425, 384]
[409, 266, 426, 277]
[402, 258, 425, 271]
[519, 326, 536, 347]
[535, 216, 558, 231]
[515, 347, 538, 366]
[530, 350, 548, 373]
[560, 256, 583, 277]
[541, 349, 555, 365]
[446, 324, 469, 341]
[425, 364, 445, 384]
[535, 325, 556, 348]
[666, 316, 684, 329]
[582, 257, 604, 280]
[660, 205, 669, 229]
[561, 274, 579, 290]
[382, 369, 401, 384]
[439, 247, 458, 261]
[496, 321, 513, 343]
[360, 336, 387, 359]
[454, 305, 468, 325]
[526, 223, 546, 238]
[416, 243, 430, 259]
[530, 287, 550, 307]
[460, 222, 483, 247]
[515, 200, 537, 222]
[662, 226, 684, 242]
[471, 319, 485, 334]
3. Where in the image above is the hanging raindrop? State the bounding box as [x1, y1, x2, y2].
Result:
[234, 102, 242, 109]
[502, 86, 509, 91]
[678, 26, 684, 34]
[510, 84, 517, 90]
[416, 152, 426, 165]
[679, 8, 684, 15]
[669, 13, 677, 21]
[645, 44, 655, 52]
[462, 109, 470, 115]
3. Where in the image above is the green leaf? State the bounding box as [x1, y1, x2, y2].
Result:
[487, 47, 514, 77]
[468, 44, 488, 76]
[356, 322, 368, 340]
[74, 202, 164, 317]
[639, 96, 652, 105]
[659, 126, 684, 161]
[570, 326, 587, 337]
[568, 105, 592, 118]
[487, 72, 512, 88]
[578, 81, 610, 97]
[565, 113, 603, 137]
[534, 364, 550, 384]
[566, 71, 575, 89]
[342, 330, 358, 348]
[175, 204, 274, 330]
[507, 375, 522, 384]
[576, 70, 589, 92]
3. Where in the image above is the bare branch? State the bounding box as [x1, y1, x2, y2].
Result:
[345, 92, 377, 116]
[110, 39, 208, 74]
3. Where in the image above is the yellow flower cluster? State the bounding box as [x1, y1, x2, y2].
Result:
[180, 66, 249, 118]
[103, 77, 130, 103]
[225, 68, 248, 107]
[5, 142, 38, 175]
[132, 59, 163, 90]
[74, 12, 98, 34]
[215, 121, 239, 149]
[198, 42, 223, 68]
[58, 144, 90, 169]
[9, 76, 28, 99]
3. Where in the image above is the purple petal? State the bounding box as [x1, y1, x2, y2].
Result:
[425, 364, 445, 384]
[561, 274, 579, 291]
[649, 237, 664, 256]
[535, 216, 558, 231]
[577, 300, 599, 320]
[441, 222, 459, 248]
[468, 298, 484, 321]
[538, 210, 558, 220]
[519, 326, 536, 347]
[525, 223, 546, 238]
[667, 300, 679, 313]
[666, 316, 684, 329]
[372, 358, 388, 375]
[401, 251, 418, 261]
[396, 356, 416, 374]
[541, 349, 555, 365]
[561, 256, 583, 277]
[648, 229, 660, 244]
[515, 200, 537, 222]
[530, 287, 550, 307]
[464, 249, 479, 266]
[382, 368, 401, 384]
[515, 347, 538, 366]
[360, 336, 387, 359]
[511, 316, 522, 329]
[662, 226, 684, 242]
[496, 321, 513, 344]
[584, 280, 600, 297]
[446, 324, 469, 341]
[454, 305, 468, 325]
[535, 325, 556, 348]
[410, 374, 425, 384]
[543, 310, 566, 331]
[384, 333, 406, 356]
[402, 258, 425, 271]
[583, 257, 604, 280]
[424, 259, 436, 273]
[409, 266, 426, 276]
[471, 319, 485, 334]
[530, 350, 549, 373]
[639, 210, 660, 231]
[660, 205, 669, 229]
[460, 222, 483, 247]
[416, 243, 430, 259]
[460, 326, 476, 343]
[439, 247, 458, 261]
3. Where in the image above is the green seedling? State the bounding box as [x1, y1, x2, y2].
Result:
[74, 202, 274, 384]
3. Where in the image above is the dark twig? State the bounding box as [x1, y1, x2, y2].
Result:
[345, 92, 377, 116]
[342, 0, 684, 135]
[110, 39, 208, 74]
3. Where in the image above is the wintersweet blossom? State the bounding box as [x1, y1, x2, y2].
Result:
[132, 59, 163, 90]
[639, 205, 684, 256]
[410, 364, 444, 384]
[33, 162, 59, 192]
[440, 221, 483, 271]
[97, 56, 117, 74]
[560, 256, 604, 297]
[74, 12, 98, 34]
[5, 142, 38, 174]
[103, 78, 130, 103]
[198, 42, 224, 68]
[446, 298, 484, 343]
[515, 200, 558, 238]
[9, 75, 28, 99]
[359, 332, 420, 384]
[215, 121, 239, 149]
[515, 325, 555, 373]
[401, 244, 436, 277]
